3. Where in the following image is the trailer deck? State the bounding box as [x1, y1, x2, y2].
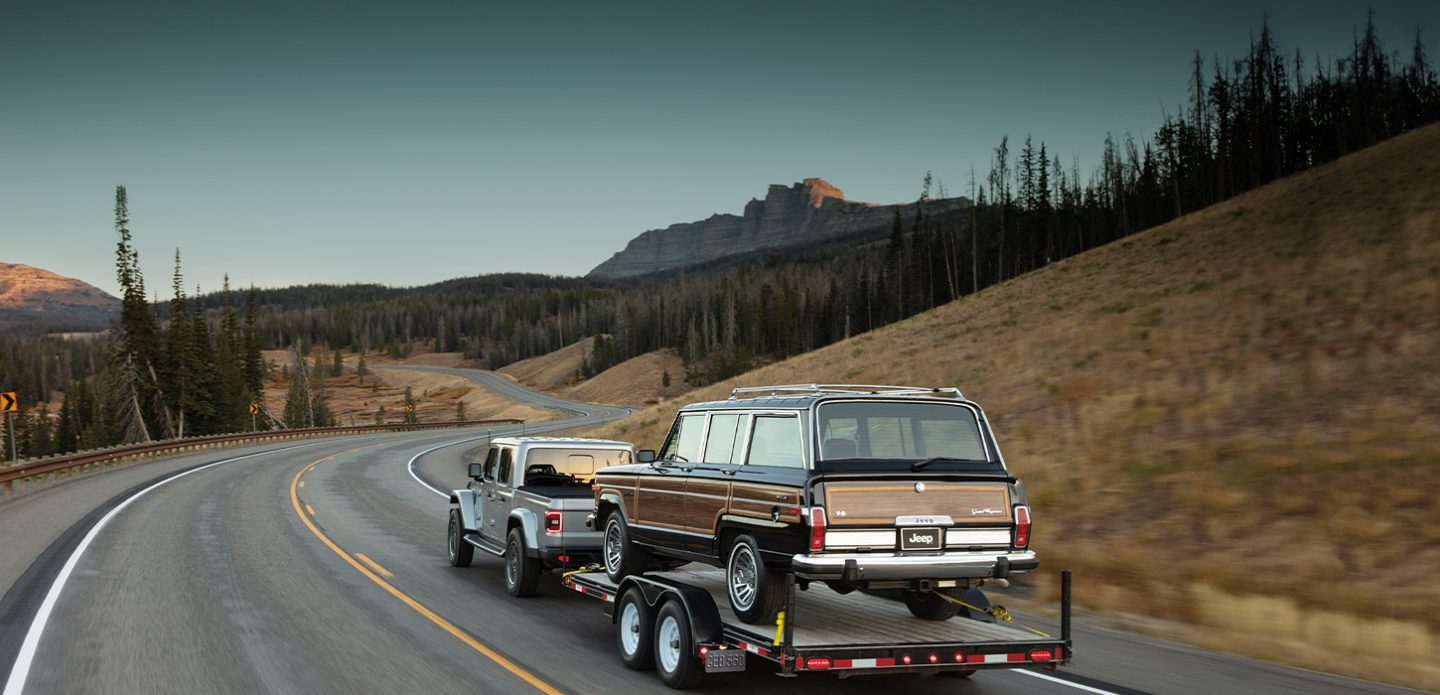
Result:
[565, 566, 1070, 680]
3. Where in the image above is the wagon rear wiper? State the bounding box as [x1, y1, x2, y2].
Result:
[910, 457, 985, 471]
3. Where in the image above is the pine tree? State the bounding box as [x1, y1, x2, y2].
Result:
[374, 405, 386, 426]
[455, 399, 467, 422]
[331, 350, 343, 378]
[55, 391, 78, 454]
[357, 353, 368, 385]
[242, 286, 264, 395]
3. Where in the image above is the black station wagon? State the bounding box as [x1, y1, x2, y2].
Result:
[591, 384, 1037, 624]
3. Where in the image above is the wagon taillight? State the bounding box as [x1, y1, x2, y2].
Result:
[808, 507, 827, 551]
[1013, 505, 1031, 549]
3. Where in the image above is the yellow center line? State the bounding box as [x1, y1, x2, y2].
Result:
[355, 552, 395, 578]
[305, 503, 316, 516]
[289, 449, 562, 695]
[299, 480, 305, 488]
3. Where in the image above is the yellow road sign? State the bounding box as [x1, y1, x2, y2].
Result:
[405, 403, 415, 413]
[0, 392, 16, 413]
[249, 403, 260, 415]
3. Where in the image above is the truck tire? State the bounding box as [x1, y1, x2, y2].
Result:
[654, 600, 703, 689]
[725, 534, 785, 625]
[902, 586, 964, 621]
[505, 527, 541, 597]
[448, 509, 474, 568]
[615, 588, 655, 671]
[603, 512, 647, 582]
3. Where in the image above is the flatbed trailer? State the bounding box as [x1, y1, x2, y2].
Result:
[563, 566, 1072, 689]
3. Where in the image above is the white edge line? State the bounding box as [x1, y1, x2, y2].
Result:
[406, 434, 503, 498]
[3, 440, 332, 695]
[1012, 669, 1123, 694]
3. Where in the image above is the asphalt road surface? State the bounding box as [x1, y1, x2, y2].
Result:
[0, 369, 1419, 695]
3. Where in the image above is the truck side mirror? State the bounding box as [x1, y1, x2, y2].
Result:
[637, 450, 657, 464]
[468, 463, 483, 480]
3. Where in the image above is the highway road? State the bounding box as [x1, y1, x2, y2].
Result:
[0, 368, 1419, 695]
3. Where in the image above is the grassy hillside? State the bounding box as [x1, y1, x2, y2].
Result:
[591, 124, 1440, 686]
[567, 348, 689, 406]
[498, 336, 598, 392]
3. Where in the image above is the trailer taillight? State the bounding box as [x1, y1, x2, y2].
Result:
[545, 510, 563, 535]
[1029, 649, 1053, 661]
[808, 507, 827, 551]
[1013, 505, 1031, 548]
[805, 657, 831, 670]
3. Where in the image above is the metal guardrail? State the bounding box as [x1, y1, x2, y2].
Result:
[0, 419, 524, 495]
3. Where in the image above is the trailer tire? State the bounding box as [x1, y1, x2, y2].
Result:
[725, 534, 785, 625]
[505, 528, 541, 597]
[603, 513, 647, 582]
[616, 588, 655, 671]
[448, 509, 474, 568]
[901, 586, 964, 621]
[654, 600, 703, 689]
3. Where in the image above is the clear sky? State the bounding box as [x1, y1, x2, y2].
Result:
[3, 1, 1436, 296]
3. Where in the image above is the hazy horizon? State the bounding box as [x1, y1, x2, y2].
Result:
[4, 0, 1437, 296]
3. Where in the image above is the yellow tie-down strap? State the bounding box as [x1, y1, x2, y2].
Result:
[937, 593, 1052, 638]
[773, 610, 786, 646]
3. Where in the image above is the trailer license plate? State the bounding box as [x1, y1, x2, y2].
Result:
[705, 649, 746, 673]
[901, 527, 943, 551]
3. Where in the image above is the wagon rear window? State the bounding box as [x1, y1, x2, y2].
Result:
[818, 402, 988, 462]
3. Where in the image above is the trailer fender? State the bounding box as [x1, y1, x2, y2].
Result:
[508, 508, 541, 558]
[451, 490, 480, 532]
[617, 577, 724, 646]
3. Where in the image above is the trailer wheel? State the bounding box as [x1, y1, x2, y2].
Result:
[603, 512, 647, 582]
[616, 588, 655, 671]
[448, 509, 474, 568]
[725, 534, 785, 624]
[505, 528, 541, 597]
[901, 586, 964, 621]
[654, 600, 703, 689]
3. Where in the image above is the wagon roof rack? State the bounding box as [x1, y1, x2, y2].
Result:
[728, 384, 965, 400]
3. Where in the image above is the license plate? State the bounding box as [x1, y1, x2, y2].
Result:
[900, 527, 943, 551]
[704, 649, 746, 673]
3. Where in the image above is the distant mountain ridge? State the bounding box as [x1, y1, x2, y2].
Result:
[0, 262, 118, 331]
[587, 178, 969, 278]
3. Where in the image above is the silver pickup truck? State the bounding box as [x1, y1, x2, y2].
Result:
[447, 436, 635, 597]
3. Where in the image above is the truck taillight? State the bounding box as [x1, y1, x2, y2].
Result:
[1013, 505, 1031, 548]
[808, 507, 827, 551]
[545, 510, 563, 535]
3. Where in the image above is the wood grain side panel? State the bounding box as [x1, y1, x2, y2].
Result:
[824, 482, 1011, 526]
[594, 473, 639, 520]
[636, 475, 687, 527]
[730, 482, 802, 524]
[685, 479, 731, 534]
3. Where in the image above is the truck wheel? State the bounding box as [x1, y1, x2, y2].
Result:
[654, 600, 703, 689]
[616, 588, 655, 671]
[448, 509, 475, 568]
[603, 512, 647, 582]
[725, 534, 785, 625]
[902, 586, 964, 620]
[505, 528, 541, 597]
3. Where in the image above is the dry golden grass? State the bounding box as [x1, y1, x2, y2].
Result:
[498, 336, 598, 392]
[589, 124, 1440, 688]
[565, 348, 690, 406]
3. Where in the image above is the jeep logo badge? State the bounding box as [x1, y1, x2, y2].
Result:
[914, 482, 926, 493]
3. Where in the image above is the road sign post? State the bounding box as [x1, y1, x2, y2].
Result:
[249, 402, 260, 432]
[2, 392, 18, 464]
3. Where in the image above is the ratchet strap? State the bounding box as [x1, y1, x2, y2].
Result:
[938, 593, 1052, 638]
[561, 563, 605, 579]
[772, 611, 786, 646]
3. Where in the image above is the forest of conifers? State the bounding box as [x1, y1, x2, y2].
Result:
[3, 14, 1437, 459]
